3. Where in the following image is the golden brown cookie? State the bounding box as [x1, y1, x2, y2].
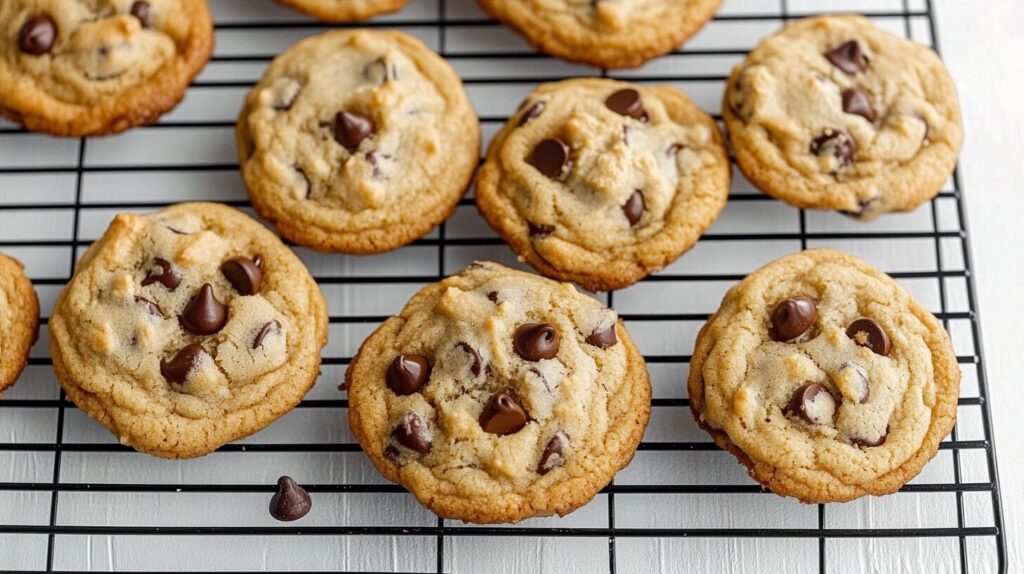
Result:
[49, 203, 328, 458]
[477, 0, 722, 69]
[347, 261, 651, 523]
[476, 78, 730, 292]
[0, 252, 40, 396]
[0, 0, 213, 136]
[237, 29, 480, 254]
[688, 249, 960, 503]
[723, 15, 962, 220]
[274, 0, 408, 22]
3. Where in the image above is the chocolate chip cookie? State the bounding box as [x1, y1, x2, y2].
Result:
[237, 29, 480, 254]
[688, 249, 960, 503]
[476, 78, 730, 292]
[346, 261, 651, 523]
[477, 0, 722, 69]
[723, 15, 962, 220]
[274, 0, 408, 22]
[49, 203, 328, 458]
[0, 253, 39, 396]
[0, 0, 213, 136]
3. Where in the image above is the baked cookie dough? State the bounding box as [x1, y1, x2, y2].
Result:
[723, 15, 962, 220]
[477, 78, 730, 292]
[0, 0, 213, 136]
[49, 203, 328, 458]
[0, 253, 40, 396]
[275, 0, 408, 22]
[237, 29, 480, 254]
[688, 249, 960, 503]
[347, 261, 651, 523]
[477, 0, 722, 69]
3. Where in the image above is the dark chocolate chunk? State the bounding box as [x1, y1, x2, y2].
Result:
[514, 323, 560, 361]
[18, 16, 56, 55]
[825, 41, 868, 75]
[770, 297, 817, 341]
[334, 111, 374, 152]
[529, 138, 570, 180]
[479, 388, 528, 435]
[221, 256, 263, 296]
[269, 476, 311, 522]
[141, 257, 181, 290]
[841, 88, 876, 122]
[391, 411, 431, 454]
[846, 318, 891, 356]
[386, 355, 431, 396]
[179, 284, 227, 335]
[605, 88, 644, 119]
[160, 343, 206, 384]
[622, 190, 644, 226]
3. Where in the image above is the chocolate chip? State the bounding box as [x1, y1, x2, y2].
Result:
[18, 16, 56, 55]
[666, 143, 684, 156]
[810, 128, 856, 167]
[528, 222, 555, 237]
[221, 256, 263, 296]
[456, 342, 482, 376]
[391, 411, 431, 454]
[528, 138, 570, 180]
[479, 388, 528, 435]
[363, 57, 397, 84]
[141, 257, 180, 290]
[786, 383, 836, 425]
[160, 343, 206, 384]
[134, 295, 163, 318]
[386, 355, 430, 396]
[383, 445, 401, 463]
[825, 41, 868, 75]
[179, 284, 227, 335]
[838, 197, 880, 218]
[130, 1, 153, 27]
[841, 88, 876, 122]
[334, 111, 374, 152]
[586, 324, 618, 349]
[537, 431, 570, 475]
[605, 88, 644, 119]
[252, 320, 281, 349]
[518, 101, 545, 127]
[487, 291, 499, 303]
[846, 318, 891, 356]
[514, 323, 560, 361]
[851, 428, 888, 448]
[269, 476, 311, 522]
[622, 190, 644, 226]
[838, 362, 870, 404]
[770, 297, 817, 341]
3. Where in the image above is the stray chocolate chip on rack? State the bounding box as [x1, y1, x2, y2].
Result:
[269, 476, 312, 522]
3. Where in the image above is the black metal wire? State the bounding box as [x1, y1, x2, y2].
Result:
[0, 2, 1005, 573]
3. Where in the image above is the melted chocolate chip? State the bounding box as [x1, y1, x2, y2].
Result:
[134, 295, 163, 318]
[825, 41, 868, 75]
[252, 320, 281, 349]
[605, 88, 644, 119]
[269, 476, 311, 522]
[846, 318, 891, 356]
[514, 323, 560, 361]
[622, 190, 644, 226]
[586, 324, 618, 349]
[528, 222, 555, 237]
[179, 284, 227, 335]
[537, 431, 570, 475]
[130, 1, 153, 27]
[18, 16, 56, 56]
[810, 128, 856, 167]
[518, 101, 545, 127]
[529, 138, 570, 180]
[841, 88, 876, 122]
[160, 343, 206, 384]
[456, 342, 482, 376]
[392, 411, 431, 454]
[770, 297, 817, 341]
[141, 257, 180, 290]
[851, 427, 888, 448]
[334, 111, 374, 152]
[221, 256, 263, 296]
[487, 291, 499, 303]
[787, 383, 836, 425]
[386, 355, 430, 396]
[479, 388, 528, 435]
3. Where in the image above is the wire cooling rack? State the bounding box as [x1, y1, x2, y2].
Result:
[0, 0, 1006, 572]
